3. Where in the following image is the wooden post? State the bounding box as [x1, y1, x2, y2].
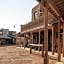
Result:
[30, 32, 33, 54]
[38, 31, 40, 51]
[63, 24, 64, 57]
[30, 32, 33, 44]
[41, 45, 44, 57]
[44, 1, 49, 64]
[24, 33, 26, 49]
[58, 16, 61, 61]
[24, 33, 26, 37]
[52, 27, 54, 55]
[30, 45, 32, 54]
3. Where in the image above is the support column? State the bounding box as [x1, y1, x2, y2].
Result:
[44, 1, 49, 64]
[30, 32, 33, 54]
[24, 33, 26, 49]
[63, 24, 64, 57]
[52, 27, 54, 55]
[24, 33, 26, 38]
[30, 32, 33, 44]
[58, 16, 61, 61]
[38, 31, 40, 51]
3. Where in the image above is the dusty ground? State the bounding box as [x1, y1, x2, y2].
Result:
[0, 45, 58, 64]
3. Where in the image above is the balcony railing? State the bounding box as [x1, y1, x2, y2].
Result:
[21, 16, 45, 32]
[21, 13, 54, 32]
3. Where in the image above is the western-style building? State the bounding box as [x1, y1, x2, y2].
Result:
[20, 0, 64, 64]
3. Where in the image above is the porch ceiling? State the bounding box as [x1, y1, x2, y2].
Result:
[37, 0, 64, 20]
[53, 0, 64, 20]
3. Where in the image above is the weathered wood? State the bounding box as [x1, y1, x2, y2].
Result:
[63, 48, 64, 57]
[58, 16, 61, 61]
[38, 31, 40, 51]
[44, 1, 49, 64]
[48, 0, 61, 16]
[29, 44, 43, 56]
[52, 27, 54, 55]
[63, 24, 64, 57]
[24, 33, 26, 37]
[30, 32, 33, 44]
[24, 33, 26, 49]
[30, 45, 32, 54]
[21, 25, 52, 34]
[41, 45, 44, 57]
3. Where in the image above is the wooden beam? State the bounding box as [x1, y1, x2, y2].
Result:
[44, 1, 49, 64]
[63, 24, 64, 57]
[58, 16, 61, 61]
[30, 45, 32, 54]
[60, 18, 64, 23]
[38, 31, 40, 51]
[21, 24, 52, 34]
[52, 27, 54, 55]
[48, 0, 61, 16]
[48, 0, 64, 23]
[56, 1, 64, 6]
[37, 0, 61, 16]
[30, 32, 33, 44]
[24, 33, 26, 37]
[24, 33, 26, 49]
[37, 0, 64, 24]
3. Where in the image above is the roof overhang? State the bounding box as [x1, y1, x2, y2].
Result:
[21, 24, 52, 34]
[36, 0, 64, 22]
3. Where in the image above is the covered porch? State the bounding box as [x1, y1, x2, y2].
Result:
[36, 0, 64, 64]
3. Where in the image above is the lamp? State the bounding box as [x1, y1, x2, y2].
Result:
[13, 24, 22, 33]
[13, 24, 21, 28]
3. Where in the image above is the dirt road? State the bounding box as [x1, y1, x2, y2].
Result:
[0, 45, 57, 64]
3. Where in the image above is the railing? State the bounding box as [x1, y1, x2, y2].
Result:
[21, 13, 54, 32]
[21, 16, 44, 32]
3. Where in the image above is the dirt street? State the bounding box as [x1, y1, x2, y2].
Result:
[0, 45, 57, 64]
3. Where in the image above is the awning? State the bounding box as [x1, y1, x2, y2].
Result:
[0, 36, 11, 39]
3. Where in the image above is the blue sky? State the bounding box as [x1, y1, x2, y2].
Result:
[0, 0, 38, 32]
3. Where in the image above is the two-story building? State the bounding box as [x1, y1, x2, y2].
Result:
[21, 0, 64, 62]
[21, 3, 61, 50]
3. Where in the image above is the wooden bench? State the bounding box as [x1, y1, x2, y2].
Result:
[29, 44, 44, 57]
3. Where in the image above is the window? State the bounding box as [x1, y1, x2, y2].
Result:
[0, 32, 3, 35]
[35, 12, 38, 19]
[39, 9, 44, 16]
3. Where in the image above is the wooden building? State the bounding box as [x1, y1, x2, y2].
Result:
[21, 0, 64, 63]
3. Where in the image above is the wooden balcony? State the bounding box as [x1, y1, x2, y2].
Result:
[21, 16, 45, 32]
[21, 13, 55, 32]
